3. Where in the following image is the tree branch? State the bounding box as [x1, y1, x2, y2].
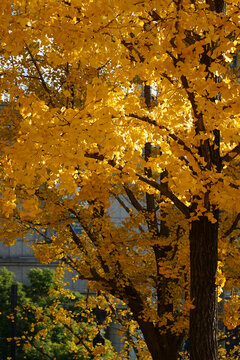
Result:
[24, 334, 55, 360]
[113, 193, 145, 232]
[136, 172, 190, 217]
[127, 113, 201, 170]
[123, 186, 145, 212]
[221, 143, 240, 163]
[47, 312, 94, 357]
[24, 42, 54, 107]
[68, 209, 112, 276]
[223, 213, 240, 238]
[103, 294, 142, 360]
[85, 152, 190, 218]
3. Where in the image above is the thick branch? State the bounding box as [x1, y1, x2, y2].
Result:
[223, 213, 240, 238]
[123, 186, 145, 212]
[136, 172, 190, 218]
[221, 143, 240, 163]
[68, 224, 85, 251]
[64, 254, 106, 282]
[206, 0, 225, 13]
[144, 142, 160, 235]
[85, 152, 190, 218]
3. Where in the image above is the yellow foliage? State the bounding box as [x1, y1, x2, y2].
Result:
[0, 0, 239, 358]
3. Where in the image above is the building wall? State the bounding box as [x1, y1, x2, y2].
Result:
[0, 235, 88, 294]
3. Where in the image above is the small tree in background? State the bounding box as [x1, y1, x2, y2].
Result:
[0, 267, 115, 360]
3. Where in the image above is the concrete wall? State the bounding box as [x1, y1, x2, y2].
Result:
[0, 236, 89, 294]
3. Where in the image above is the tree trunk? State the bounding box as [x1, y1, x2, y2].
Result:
[123, 283, 182, 360]
[136, 317, 181, 360]
[189, 215, 218, 360]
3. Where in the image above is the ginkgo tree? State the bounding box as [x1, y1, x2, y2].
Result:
[0, 0, 240, 359]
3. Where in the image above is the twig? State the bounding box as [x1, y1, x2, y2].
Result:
[24, 41, 54, 107]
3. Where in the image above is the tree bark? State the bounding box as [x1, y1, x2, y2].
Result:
[119, 282, 183, 360]
[134, 316, 182, 360]
[189, 215, 218, 360]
